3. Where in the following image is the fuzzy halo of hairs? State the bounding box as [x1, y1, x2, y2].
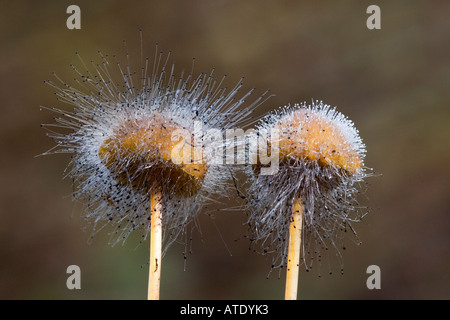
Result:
[246, 101, 372, 274]
[41, 42, 269, 252]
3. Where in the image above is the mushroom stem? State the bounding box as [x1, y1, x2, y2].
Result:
[284, 196, 303, 300]
[148, 189, 163, 300]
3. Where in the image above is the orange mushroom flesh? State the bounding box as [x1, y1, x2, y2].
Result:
[276, 109, 363, 175]
[98, 114, 207, 197]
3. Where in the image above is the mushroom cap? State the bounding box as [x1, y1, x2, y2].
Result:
[276, 108, 363, 175]
[99, 114, 207, 197]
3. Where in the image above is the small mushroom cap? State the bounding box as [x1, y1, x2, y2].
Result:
[276, 108, 363, 175]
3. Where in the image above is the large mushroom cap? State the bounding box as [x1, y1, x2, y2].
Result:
[99, 114, 207, 197]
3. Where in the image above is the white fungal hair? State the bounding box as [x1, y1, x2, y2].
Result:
[246, 101, 372, 274]
[41, 41, 268, 253]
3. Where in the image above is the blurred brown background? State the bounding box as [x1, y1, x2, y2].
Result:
[0, 0, 449, 299]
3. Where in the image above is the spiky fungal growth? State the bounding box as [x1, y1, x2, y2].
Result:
[247, 101, 371, 279]
[41, 45, 264, 251]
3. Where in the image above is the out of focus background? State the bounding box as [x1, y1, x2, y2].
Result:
[0, 0, 449, 299]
